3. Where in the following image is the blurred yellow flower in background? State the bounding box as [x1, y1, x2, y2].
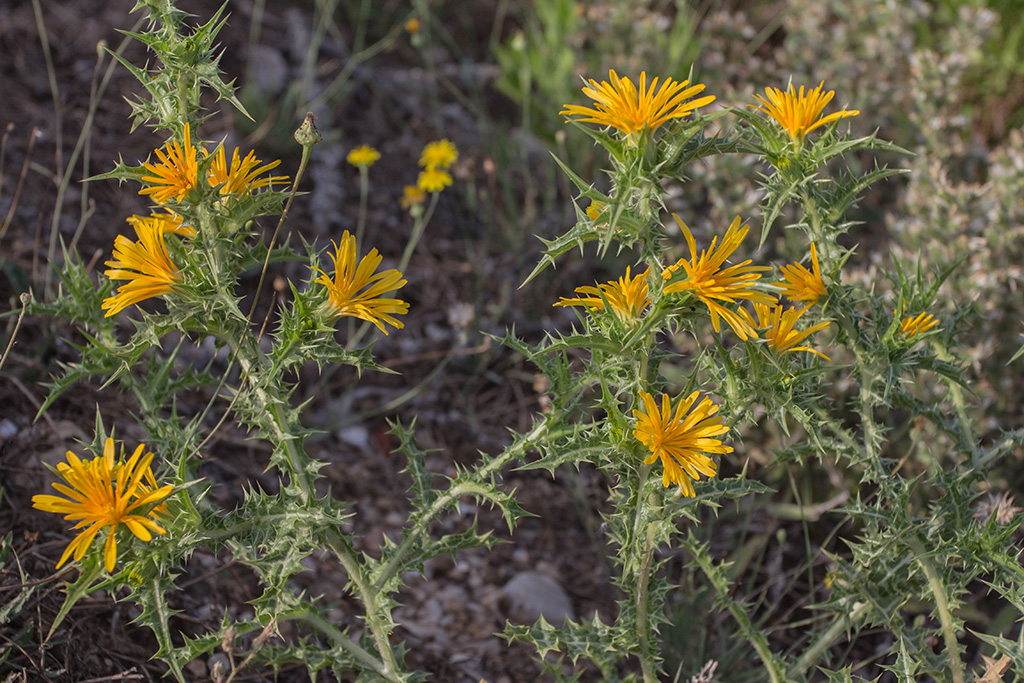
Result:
[419, 139, 458, 170]
[347, 145, 382, 168]
[417, 167, 452, 193]
[401, 185, 427, 209]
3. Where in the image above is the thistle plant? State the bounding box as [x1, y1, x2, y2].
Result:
[21, 1, 1024, 680]
[27, 3, 511, 681]
[501, 70, 1024, 681]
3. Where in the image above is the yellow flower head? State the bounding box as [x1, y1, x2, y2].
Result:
[208, 144, 287, 195]
[32, 437, 173, 572]
[662, 215, 774, 339]
[404, 17, 421, 34]
[400, 185, 427, 209]
[347, 144, 382, 168]
[633, 390, 731, 496]
[314, 231, 410, 334]
[140, 126, 199, 204]
[561, 70, 715, 138]
[555, 267, 650, 322]
[417, 167, 453, 193]
[774, 242, 825, 305]
[898, 310, 940, 340]
[127, 212, 196, 239]
[102, 215, 184, 317]
[586, 200, 605, 222]
[750, 302, 831, 360]
[419, 139, 459, 170]
[750, 82, 859, 142]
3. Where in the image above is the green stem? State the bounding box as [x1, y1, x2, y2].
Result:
[219, 315, 314, 502]
[326, 530, 402, 680]
[633, 477, 658, 683]
[372, 418, 558, 593]
[297, 610, 390, 677]
[789, 601, 871, 677]
[931, 339, 976, 460]
[686, 537, 786, 683]
[398, 191, 440, 275]
[354, 165, 370, 252]
[906, 536, 964, 683]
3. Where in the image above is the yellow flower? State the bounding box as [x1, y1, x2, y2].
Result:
[632, 390, 731, 496]
[586, 200, 605, 221]
[555, 267, 650, 322]
[417, 167, 452, 193]
[346, 144, 381, 168]
[662, 215, 774, 339]
[774, 243, 825, 305]
[140, 126, 199, 204]
[207, 144, 287, 195]
[127, 212, 196, 239]
[750, 82, 859, 142]
[560, 70, 715, 138]
[898, 310, 940, 339]
[32, 437, 173, 572]
[419, 139, 459, 170]
[404, 17, 421, 34]
[750, 302, 831, 360]
[400, 185, 427, 209]
[102, 215, 183, 317]
[314, 231, 409, 334]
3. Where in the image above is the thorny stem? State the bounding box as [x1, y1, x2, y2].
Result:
[373, 418, 564, 593]
[907, 535, 964, 683]
[688, 539, 785, 683]
[326, 530, 402, 680]
[634, 476, 658, 683]
[297, 610, 390, 677]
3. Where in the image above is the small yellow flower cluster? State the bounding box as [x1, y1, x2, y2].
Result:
[556, 215, 835, 496]
[104, 127, 288, 317]
[415, 138, 458, 194]
[32, 437, 172, 572]
[557, 217, 833, 364]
